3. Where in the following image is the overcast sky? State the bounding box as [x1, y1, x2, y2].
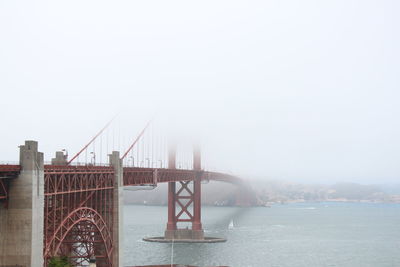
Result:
[0, 1, 399, 184]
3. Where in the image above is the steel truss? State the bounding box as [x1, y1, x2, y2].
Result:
[123, 167, 198, 186]
[0, 164, 20, 178]
[175, 181, 195, 224]
[123, 168, 244, 187]
[0, 179, 8, 205]
[0, 165, 20, 208]
[44, 166, 115, 267]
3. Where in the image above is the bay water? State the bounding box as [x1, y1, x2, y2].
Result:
[124, 203, 400, 267]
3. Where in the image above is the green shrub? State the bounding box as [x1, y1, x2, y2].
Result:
[48, 256, 72, 267]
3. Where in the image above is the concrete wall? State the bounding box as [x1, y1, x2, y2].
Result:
[0, 140, 44, 267]
[109, 151, 124, 267]
[51, 151, 67, 165]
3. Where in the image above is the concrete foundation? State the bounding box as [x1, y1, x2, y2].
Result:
[145, 229, 226, 243]
[0, 140, 44, 267]
[164, 229, 204, 240]
[143, 229, 226, 243]
[109, 151, 124, 267]
[143, 236, 226, 243]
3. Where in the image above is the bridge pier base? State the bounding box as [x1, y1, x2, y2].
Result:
[0, 140, 44, 267]
[164, 229, 204, 240]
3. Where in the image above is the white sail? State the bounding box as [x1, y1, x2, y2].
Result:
[228, 219, 234, 230]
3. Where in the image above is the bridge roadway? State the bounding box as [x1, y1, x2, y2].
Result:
[0, 165, 20, 201]
[0, 164, 243, 199]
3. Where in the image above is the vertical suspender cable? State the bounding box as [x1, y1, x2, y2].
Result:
[100, 131, 103, 165]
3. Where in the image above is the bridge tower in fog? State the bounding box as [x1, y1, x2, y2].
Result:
[164, 145, 204, 240]
[142, 143, 226, 243]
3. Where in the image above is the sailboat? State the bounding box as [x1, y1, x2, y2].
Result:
[228, 219, 234, 230]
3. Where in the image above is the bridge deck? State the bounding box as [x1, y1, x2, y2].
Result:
[0, 164, 241, 185]
[0, 164, 246, 201]
[0, 164, 21, 178]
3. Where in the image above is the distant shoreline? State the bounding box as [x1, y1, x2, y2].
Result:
[124, 200, 400, 207]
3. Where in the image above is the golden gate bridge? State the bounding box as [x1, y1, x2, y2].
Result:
[0, 119, 256, 267]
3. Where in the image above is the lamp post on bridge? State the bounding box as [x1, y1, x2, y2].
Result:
[90, 152, 96, 166]
[146, 158, 150, 168]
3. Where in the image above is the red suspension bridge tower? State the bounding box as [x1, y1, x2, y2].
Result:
[156, 145, 224, 242]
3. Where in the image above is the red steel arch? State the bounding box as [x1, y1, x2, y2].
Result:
[45, 207, 113, 266]
[44, 165, 115, 267]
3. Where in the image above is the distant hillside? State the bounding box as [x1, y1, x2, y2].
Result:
[124, 182, 239, 206]
[251, 180, 399, 204]
[124, 180, 400, 206]
[379, 184, 400, 195]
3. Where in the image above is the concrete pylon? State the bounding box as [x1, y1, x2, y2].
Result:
[109, 151, 124, 267]
[0, 140, 44, 267]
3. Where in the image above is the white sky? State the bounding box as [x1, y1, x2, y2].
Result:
[0, 0, 399, 184]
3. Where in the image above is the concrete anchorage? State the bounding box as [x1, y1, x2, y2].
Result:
[51, 151, 68, 165]
[0, 140, 44, 267]
[109, 151, 124, 267]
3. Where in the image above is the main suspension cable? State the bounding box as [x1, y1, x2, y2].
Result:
[67, 115, 117, 165]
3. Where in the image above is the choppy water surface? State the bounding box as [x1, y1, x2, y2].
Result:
[124, 203, 400, 267]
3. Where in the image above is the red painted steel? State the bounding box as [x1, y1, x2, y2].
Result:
[167, 145, 177, 230]
[121, 120, 152, 160]
[0, 165, 20, 207]
[173, 180, 197, 224]
[164, 146, 204, 232]
[0, 164, 21, 178]
[67, 117, 115, 165]
[123, 168, 244, 186]
[0, 179, 8, 202]
[192, 148, 202, 231]
[43, 165, 115, 267]
[123, 168, 198, 186]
